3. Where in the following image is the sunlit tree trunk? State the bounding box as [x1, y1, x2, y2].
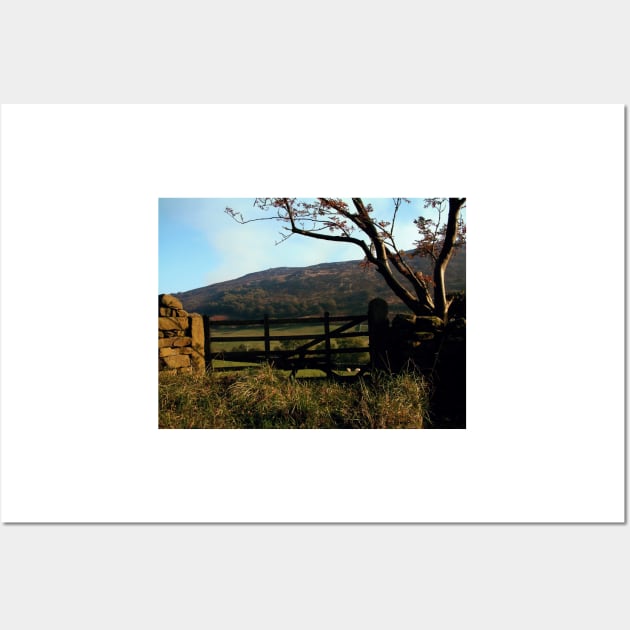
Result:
[433, 198, 465, 323]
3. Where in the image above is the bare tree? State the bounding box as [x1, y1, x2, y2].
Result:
[226, 197, 466, 322]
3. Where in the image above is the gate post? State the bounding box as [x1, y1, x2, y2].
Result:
[203, 315, 213, 372]
[368, 298, 389, 372]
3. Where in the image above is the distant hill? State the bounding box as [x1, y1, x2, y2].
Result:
[174, 248, 465, 319]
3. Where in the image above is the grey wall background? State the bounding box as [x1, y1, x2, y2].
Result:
[1, 1, 627, 629]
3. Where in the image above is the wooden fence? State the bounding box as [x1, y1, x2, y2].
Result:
[203, 299, 389, 375]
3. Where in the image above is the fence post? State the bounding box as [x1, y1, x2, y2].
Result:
[323, 311, 332, 375]
[264, 314, 271, 361]
[368, 298, 389, 372]
[203, 316, 213, 372]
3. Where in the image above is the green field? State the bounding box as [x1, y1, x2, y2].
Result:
[207, 320, 370, 371]
[208, 321, 368, 349]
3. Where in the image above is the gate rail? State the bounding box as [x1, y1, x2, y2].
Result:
[203, 312, 369, 375]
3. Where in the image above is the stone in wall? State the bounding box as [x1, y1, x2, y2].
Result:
[160, 337, 181, 348]
[160, 347, 193, 357]
[158, 316, 189, 332]
[173, 337, 192, 347]
[160, 306, 188, 317]
[159, 294, 184, 310]
[158, 295, 188, 318]
[163, 354, 192, 370]
[158, 294, 206, 375]
[162, 330, 186, 338]
[414, 316, 444, 333]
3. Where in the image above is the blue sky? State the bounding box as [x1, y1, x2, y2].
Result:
[158, 198, 461, 294]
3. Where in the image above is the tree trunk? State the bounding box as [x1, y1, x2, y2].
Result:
[433, 198, 465, 323]
[373, 265, 433, 316]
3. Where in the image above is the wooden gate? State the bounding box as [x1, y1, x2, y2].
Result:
[203, 312, 370, 375]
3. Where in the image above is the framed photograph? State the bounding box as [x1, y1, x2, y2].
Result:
[158, 196, 466, 430]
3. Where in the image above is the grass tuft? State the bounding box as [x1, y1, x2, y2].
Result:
[159, 365, 429, 429]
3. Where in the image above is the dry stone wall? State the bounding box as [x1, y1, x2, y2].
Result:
[158, 294, 205, 374]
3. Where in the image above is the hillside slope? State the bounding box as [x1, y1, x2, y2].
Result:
[174, 248, 465, 319]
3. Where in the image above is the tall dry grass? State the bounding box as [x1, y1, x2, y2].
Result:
[159, 365, 429, 429]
